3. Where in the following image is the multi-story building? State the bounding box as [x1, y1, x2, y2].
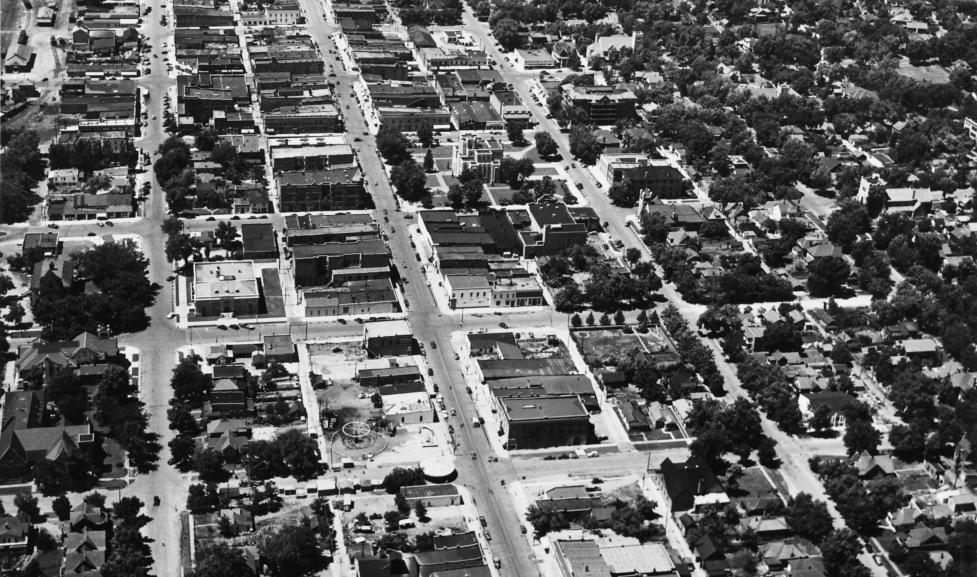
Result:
[283, 213, 378, 246]
[499, 396, 590, 449]
[277, 168, 368, 212]
[451, 135, 503, 183]
[377, 106, 451, 132]
[292, 238, 389, 287]
[270, 142, 355, 172]
[264, 104, 342, 134]
[597, 154, 684, 198]
[561, 84, 637, 126]
[490, 90, 532, 127]
[240, 4, 302, 26]
[304, 279, 399, 316]
[191, 261, 261, 318]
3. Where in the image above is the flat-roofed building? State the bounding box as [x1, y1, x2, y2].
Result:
[283, 213, 378, 245]
[378, 106, 451, 132]
[270, 142, 354, 172]
[597, 154, 684, 199]
[292, 237, 389, 286]
[277, 168, 368, 212]
[513, 48, 556, 70]
[561, 84, 637, 125]
[499, 396, 590, 449]
[304, 279, 398, 317]
[265, 104, 343, 134]
[192, 261, 261, 317]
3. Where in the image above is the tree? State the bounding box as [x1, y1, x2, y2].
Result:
[844, 416, 880, 456]
[625, 248, 642, 265]
[382, 467, 425, 493]
[785, 493, 834, 544]
[84, 492, 107, 508]
[613, 310, 625, 325]
[447, 184, 465, 209]
[462, 179, 484, 208]
[390, 158, 428, 202]
[414, 500, 428, 521]
[809, 404, 834, 433]
[826, 201, 870, 253]
[4, 302, 25, 326]
[417, 125, 434, 149]
[535, 131, 558, 157]
[569, 126, 601, 165]
[599, 313, 611, 326]
[585, 311, 595, 326]
[194, 449, 231, 484]
[492, 17, 522, 50]
[553, 283, 583, 313]
[14, 493, 39, 523]
[259, 525, 323, 577]
[609, 179, 639, 207]
[376, 126, 411, 165]
[414, 531, 436, 551]
[190, 543, 255, 577]
[808, 256, 851, 297]
[168, 435, 196, 471]
[186, 483, 219, 514]
[507, 124, 526, 146]
[498, 157, 535, 188]
[820, 529, 865, 577]
[171, 359, 213, 406]
[394, 492, 410, 513]
[165, 232, 197, 265]
[525, 505, 569, 536]
[423, 148, 435, 172]
[52, 495, 71, 521]
[570, 313, 582, 328]
[214, 222, 238, 251]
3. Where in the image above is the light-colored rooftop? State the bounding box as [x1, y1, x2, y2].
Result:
[193, 261, 259, 300]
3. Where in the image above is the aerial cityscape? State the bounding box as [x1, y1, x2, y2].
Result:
[2, 0, 977, 575]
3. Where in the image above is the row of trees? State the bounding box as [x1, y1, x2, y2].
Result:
[661, 305, 725, 395]
[1, 130, 45, 224]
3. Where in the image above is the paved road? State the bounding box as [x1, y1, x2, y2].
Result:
[294, 1, 544, 575]
[458, 9, 887, 576]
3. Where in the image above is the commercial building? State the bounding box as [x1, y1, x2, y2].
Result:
[292, 238, 389, 287]
[377, 106, 451, 132]
[277, 168, 368, 212]
[400, 484, 462, 508]
[240, 222, 278, 260]
[270, 142, 354, 172]
[191, 261, 261, 318]
[304, 279, 398, 317]
[561, 85, 637, 125]
[283, 213, 378, 246]
[513, 48, 556, 70]
[449, 101, 505, 131]
[264, 104, 343, 134]
[379, 381, 433, 425]
[499, 396, 590, 449]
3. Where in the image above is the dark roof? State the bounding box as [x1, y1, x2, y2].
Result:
[240, 222, 276, 254]
[379, 381, 427, 396]
[357, 557, 410, 577]
[528, 202, 575, 227]
[660, 456, 724, 511]
[433, 532, 479, 550]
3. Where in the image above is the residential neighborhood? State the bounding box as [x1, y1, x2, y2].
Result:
[2, 0, 977, 574]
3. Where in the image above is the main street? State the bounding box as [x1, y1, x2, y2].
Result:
[294, 0, 544, 575]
